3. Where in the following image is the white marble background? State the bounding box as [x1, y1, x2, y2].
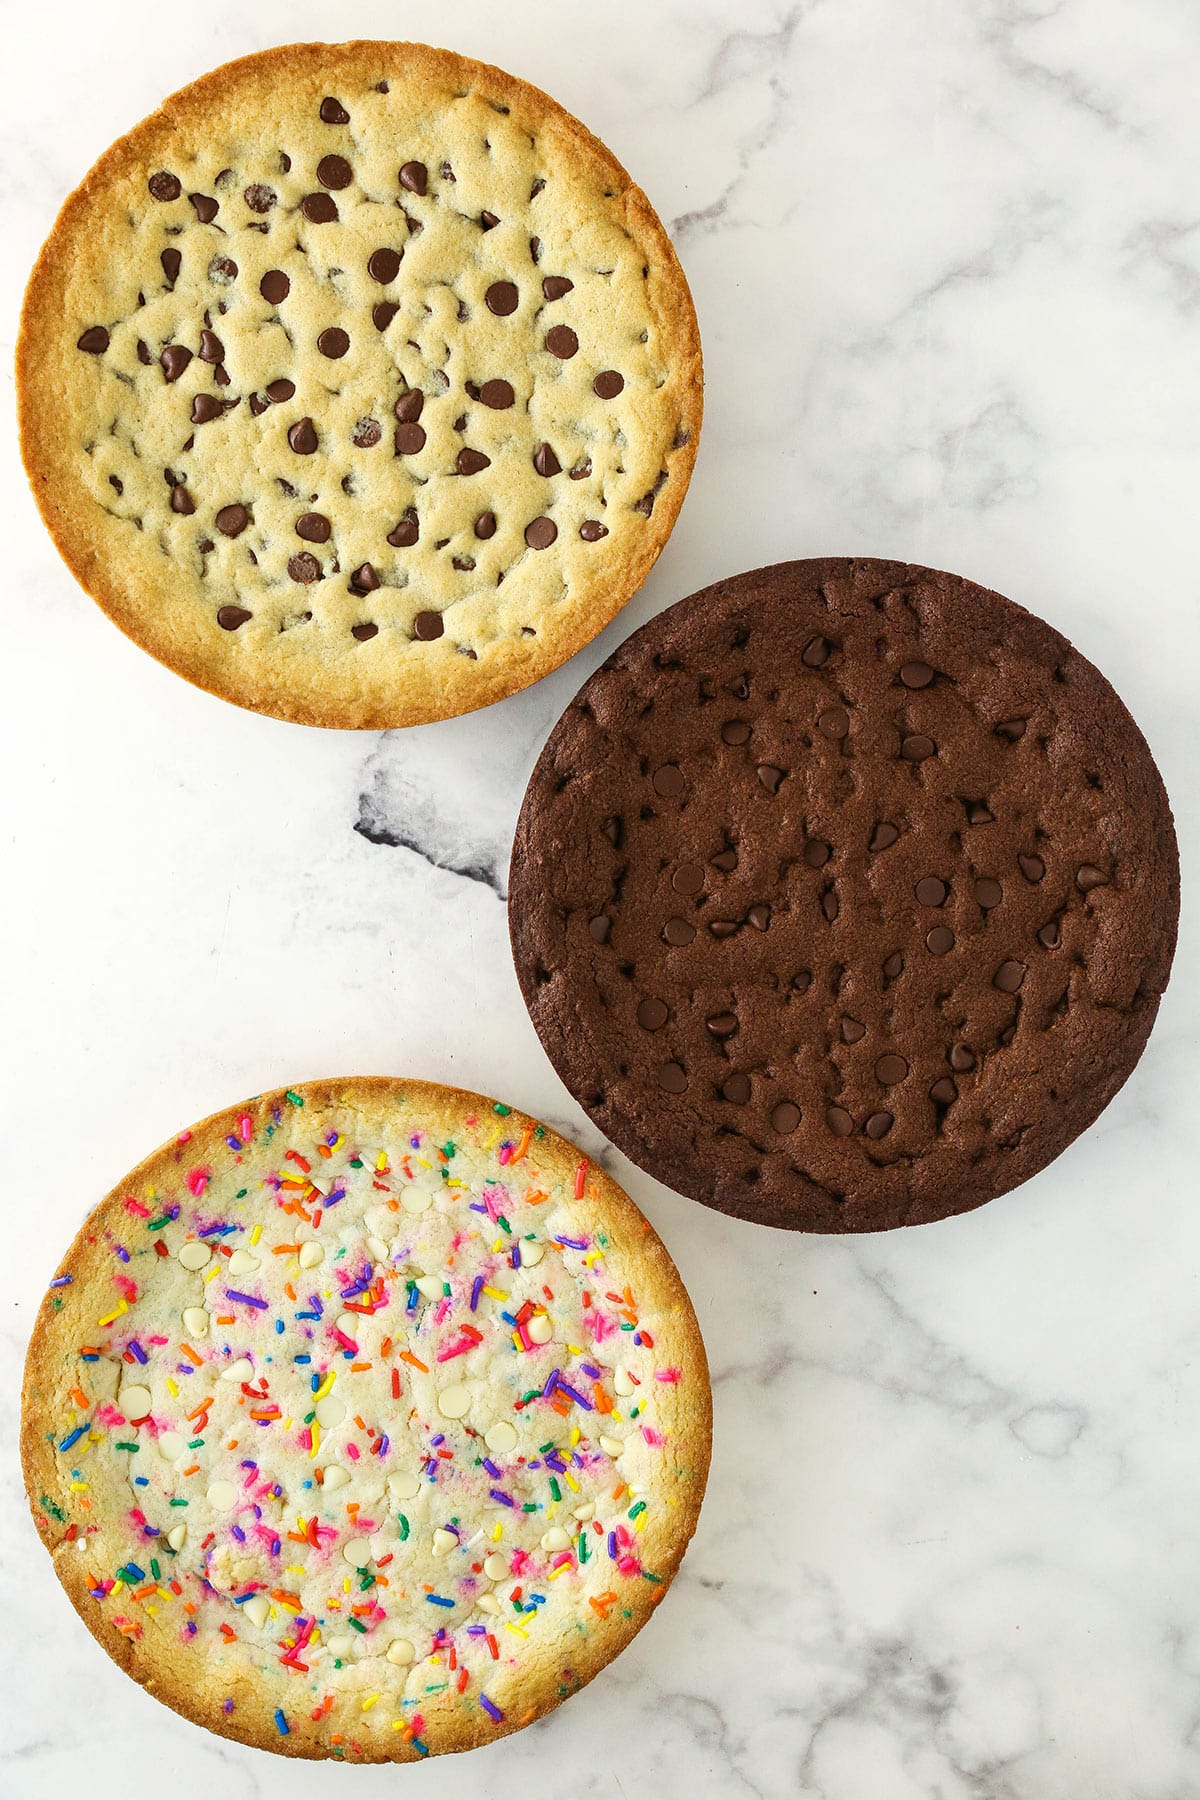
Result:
[3, 1, 1198, 1794]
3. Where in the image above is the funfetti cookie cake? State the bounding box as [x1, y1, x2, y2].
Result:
[17, 42, 702, 728]
[509, 558, 1179, 1233]
[22, 1079, 710, 1760]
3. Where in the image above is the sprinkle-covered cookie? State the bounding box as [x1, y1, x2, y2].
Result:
[18, 43, 701, 727]
[22, 1079, 710, 1759]
[509, 559, 1179, 1232]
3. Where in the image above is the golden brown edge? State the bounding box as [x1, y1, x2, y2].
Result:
[17, 41, 704, 731]
[22, 1074, 712, 1760]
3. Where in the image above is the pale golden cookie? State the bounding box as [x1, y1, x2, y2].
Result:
[23, 1078, 711, 1761]
[18, 43, 702, 727]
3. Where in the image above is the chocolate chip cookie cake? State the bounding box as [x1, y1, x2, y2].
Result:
[509, 559, 1179, 1232]
[18, 43, 702, 727]
[23, 1078, 710, 1758]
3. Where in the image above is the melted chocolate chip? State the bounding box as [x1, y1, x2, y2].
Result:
[525, 517, 557, 549]
[542, 276, 574, 300]
[706, 1012, 738, 1037]
[189, 192, 218, 223]
[864, 1111, 893, 1140]
[352, 417, 382, 448]
[974, 877, 1003, 908]
[352, 620, 380, 641]
[950, 1043, 977, 1072]
[413, 610, 444, 641]
[485, 281, 519, 316]
[148, 171, 181, 202]
[190, 394, 224, 424]
[722, 1073, 751, 1104]
[637, 998, 669, 1031]
[1076, 864, 1109, 892]
[301, 193, 338, 223]
[993, 959, 1026, 992]
[388, 510, 419, 548]
[659, 1062, 688, 1093]
[244, 183, 276, 213]
[320, 97, 350, 124]
[757, 765, 784, 794]
[317, 154, 352, 190]
[593, 370, 625, 399]
[804, 840, 831, 869]
[169, 484, 194, 515]
[1037, 920, 1061, 948]
[296, 512, 331, 543]
[198, 329, 224, 363]
[215, 504, 249, 537]
[580, 521, 609, 541]
[217, 604, 252, 630]
[456, 448, 490, 475]
[77, 326, 109, 354]
[368, 248, 402, 284]
[900, 660, 935, 688]
[1018, 854, 1046, 883]
[869, 822, 899, 852]
[160, 344, 193, 382]
[545, 325, 579, 359]
[350, 563, 380, 595]
[399, 161, 428, 195]
[394, 423, 427, 455]
[802, 635, 832, 667]
[479, 379, 515, 409]
[474, 511, 497, 540]
[318, 327, 350, 359]
[160, 247, 181, 285]
[929, 1077, 958, 1106]
[288, 552, 322, 583]
[533, 442, 561, 478]
[373, 301, 400, 330]
[266, 379, 296, 403]
[901, 734, 936, 762]
[826, 1106, 854, 1137]
[287, 418, 318, 455]
[260, 269, 290, 304]
[995, 718, 1027, 741]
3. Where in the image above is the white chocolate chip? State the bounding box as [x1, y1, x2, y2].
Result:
[599, 1434, 624, 1458]
[120, 1385, 152, 1419]
[166, 1523, 187, 1550]
[476, 1592, 500, 1614]
[541, 1526, 571, 1552]
[177, 1240, 212, 1271]
[182, 1306, 210, 1337]
[227, 1249, 260, 1276]
[401, 1187, 434, 1214]
[364, 1206, 394, 1237]
[386, 1638, 415, 1665]
[484, 1420, 518, 1455]
[526, 1313, 553, 1345]
[308, 1177, 330, 1198]
[206, 1480, 238, 1510]
[414, 1274, 444, 1301]
[389, 1471, 421, 1500]
[157, 1431, 187, 1462]
[342, 1537, 372, 1567]
[571, 1502, 595, 1522]
[321, 1464, 350, 1491]
[335, 1313, 362, 1339]
[518, 1239, 545, 1268]
[614, 1367, 636, 1396]
[431, 1528, 457, 1557]
[366, 1236, 390, 1264]
[437, 1384, 471, 1420]
[221, 1357, 253, 1384]
[298, 1242, 324, 1269]
[326, 1633, 355, 1658]
[243, 1593, 271, 1629]
[315, 1395, 346, 1429]
[483, 1552, 509, 1581]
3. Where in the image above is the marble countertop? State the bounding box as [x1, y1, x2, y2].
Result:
[4, 2, 1198, 1795]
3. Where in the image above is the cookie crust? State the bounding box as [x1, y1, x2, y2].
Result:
[22, 1077, 711, 1759]
[18, 43, 702, 728]
[509, 558, 1180, 1232]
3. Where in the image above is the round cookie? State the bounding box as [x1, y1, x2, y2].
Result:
[509, 559, 1179, 1232]
[18, 43, 701, 728]
[22, 1078, 710, 1760]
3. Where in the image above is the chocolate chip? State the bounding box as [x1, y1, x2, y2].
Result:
[901, 734, 936, 762]
[189, 192, 219, 223]
[215, 504, 248, 537]
[869, 822, 899, 852]
[589, 915, 611, 944]
[926, 926, 955, 954]
[542, 276, 574, 300]
[266, 379, 296, 403]
[533, 442, 561, 478]
[653, 764, 685, 797]
[593, 370, 624, 399]
[663, 917, 696, 946]
[352, 417, 382, 448]
[397, 159, 428, 195]
[351, 620, 379, 641]
[1018, 854, 1046, 883]
[413, 611, 444, 641]
[900, 660, 935, 688]
[160, 344, 192, 382]
[706, 1012, 738, 1037]
[368, 248, 402, 285]
[770, 1101, 801, 1133]
[580, 520, 609, 541]
[169, 484, 194, 515]
[1076, 864, 1108, 892]
[712, 849, 739, 873]
[974, 877, 1004, 908]
[320, 97, 350, 123]
[757, 765, 784, 794]
[841, 1017, 866, 1044]
[76, 326, 109, 353]
[914, 877, 947, 907]
[709, 920, 740, 939]
[722, 1073, 751, 1104]
[803, 840, 830, 869]
[545, 324, 578, 359]
[318, 327, 350, 359]
[388, 510, 419, 547]
[301, 193, 338, 223]
[244, 183, 276, 213]
[468, 511, 496, 542]
[748, 904, 771, 931]
[570, 459, 592, 480]
[882, 952, 905, 979]
[350, 562, 380, 595]
[288, 552, 321, 583]
[260, 269, 290, 304]
[249, 394, 268, 416]
[993, 958, 1026, 992]
[317, 154, 352, 190]
[457, 448, 490, 475]
[525, 517, 557, 549]
[149, 171, 181, 201]
[929, 1077, 958, 1106]
[485, 281, 519, 316]
[864, 1111, 893, 1140]
[637, 998, 669, 1031]
[208, 255, 238, 284]
[996, 718, 1027, 741]
[296, 512, 331, 543]
[949, 1043, 976, 1072]
[818, 707, 850, 738]
[826, 1105, 853, 1136]
[1037, 920, 1061, 948]
[288, 418, 318, 454]
[373, 301, 400, 330]
[394, 423, 428, 455]
[658, 1061, 687, 1094]
[190, 394, 224, 424]
[479, 379, 515, 409]
[967, 802, 995, 825]
[802, 635, 832, 667]
[136, 340, 153, 366]
[217, 604, 252, 630]
[720, 721, 751, 746]
[198, 329, 224, 363]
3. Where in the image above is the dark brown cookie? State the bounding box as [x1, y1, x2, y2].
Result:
[508, 559, 1179, 1232]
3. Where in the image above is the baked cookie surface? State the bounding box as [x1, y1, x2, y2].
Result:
[23, 1078, 710, 1759]
[18, 42, 701, 727]
[509, 559, 1179, 1232]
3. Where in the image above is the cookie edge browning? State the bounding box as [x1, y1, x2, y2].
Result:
[22, 1074, 712, 1760]
[508, 556, 1181, 1232]
[16, 41, 703, 730]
